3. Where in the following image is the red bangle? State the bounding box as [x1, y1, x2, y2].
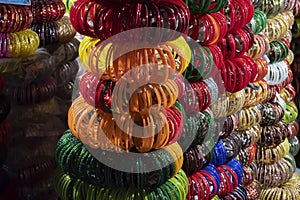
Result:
[191, 80, 211, 111]
[0, 4, 33, 33]
[31, 0, 66, 22]
[71, 0, 190, 40]
[220, 165, 239, 190]
[222, 2, 236, 32]
[201, 170, 218, 198]
[218, 167, 234, 195]
[242, 165, 255, 186]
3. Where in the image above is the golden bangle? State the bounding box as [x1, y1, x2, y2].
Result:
[10, 29, 39, 57]
[226, 90, 246, 116]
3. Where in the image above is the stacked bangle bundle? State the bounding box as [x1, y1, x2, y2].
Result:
[70, 0, 190, 40]
[54, 169, 189, 200]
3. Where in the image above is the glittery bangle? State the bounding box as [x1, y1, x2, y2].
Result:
[0, 4, 33, 33]
[31, 0, 66, 23]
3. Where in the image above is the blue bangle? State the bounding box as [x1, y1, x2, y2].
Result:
[212, 140, 226, 166]
[226, 158, 243, 184]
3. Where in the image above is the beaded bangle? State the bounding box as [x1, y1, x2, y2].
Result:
[0, 4, 33, 33]
[242, 165, 255, 186]
[56, 130, 183, 188]
[236, 105, 262, 130]
[82, 42, 188, 81]
[8, 29, 40, 58]
[258, 120, 289, 147]
[236, 124, 261, 149]
[256, 138, 290, 164]
[31, 0, 66, 23]
[5, 75, 57, 104]
[54, 169, 188, 200]
[256, 154, 296, 188]
[68, 95, 183, 152]
[226, 90, 245, 116]
[246, 180, 261, 200]
[0, 120, 10, 145]
[70, 0, 190, 40]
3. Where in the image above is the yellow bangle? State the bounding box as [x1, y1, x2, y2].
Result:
[10, 29, 39, 58]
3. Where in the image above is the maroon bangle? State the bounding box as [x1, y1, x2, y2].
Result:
[0, 120, 10, 145]
[31, 0, 66, 23]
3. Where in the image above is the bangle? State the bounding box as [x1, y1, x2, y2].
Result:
[220, 184, 247, 199]
[264, 60, 289, 85]
[246, 180, 261, 200]
[0, 4, 33, 33]
[220, 114, 237, 139]
[267, 40, 289, 64]
[9, 29, 40, 58]
[31, 0, 66, 23]
[237, 143, 256, 166]
[256, 154, 296, 188]
[242, 165, 255, 186]
[248, 34, 269, 59]
[256, 138, 290, 164]
[258, 120, 289, 147]
[211, 140, 227, 166]
[231, 0, 254, 31]
[5, 75, 57, 105]
[221, 132, 242, 162]
[247, 10, 267, 35]
[226, 90, 245, 116]
[191, 80, 211, 111]
[55, 168, 189, 200]
[31, 17, 76, 47]
[289, 136, 300, 156]
[70, 0, 190, 40]
[258, 102, 285, 126]
[85, 42, 188, 81]
[68, 95, 183, 152]
[236, 106, 262, 130]
[243, 81, 268, 107]
[209, 93, 227, 118]
[54, 59, 79, 86]
[185, 0, 227, 14]
[56, 130, 184, 188]
[236, 124, 261, 149]
[283, 102, 298, 124]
